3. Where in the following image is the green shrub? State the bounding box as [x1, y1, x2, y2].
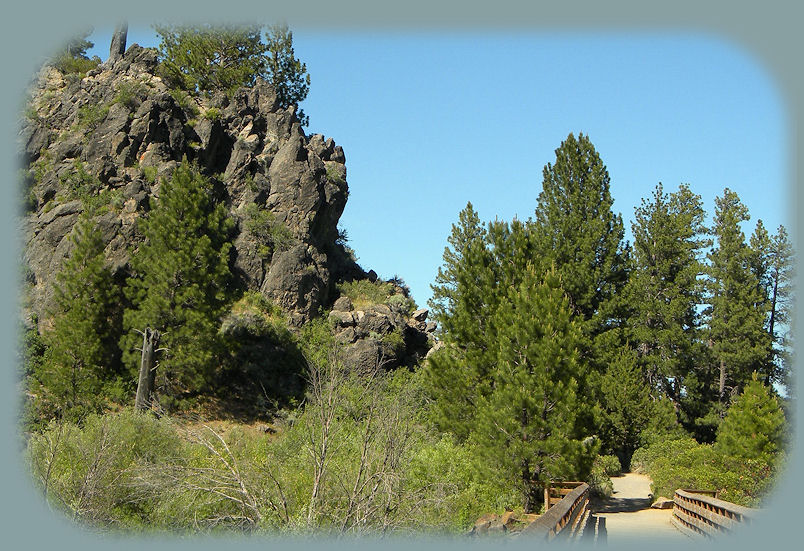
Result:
[203, 107, 222, 121]
[26, 410, 184, 528]
[241, 203, 295, 259]
[594, 454, 622, 477]
[75, 102, 110, 130]
[168, 88, 200, 117]
[587, 463, 613, 498]
[52, 52, 100, 76]
[326, 164, 345, 186]
[336, 279, 395, 310]
[633, 435, 784, 507]
[113, 80, 149, 111]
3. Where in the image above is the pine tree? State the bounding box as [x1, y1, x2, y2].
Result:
[427, 204, 540, 439]
[715, 373, 786, 461]
[706, 189, 771, 404]
[750, 222, 795, 388]
[624, 183, 709, 401]
[532, 132, 628, 330]
[474, 266, 592, 512]
[39, 215, 119, 421]
[154, 23, 310, 124]
[122, 161, 234, 404]
[599, 347, 652, 468]
[426, 202, 497, 439]
[264, 24, 311, 126]
[531, 132, 629, 453]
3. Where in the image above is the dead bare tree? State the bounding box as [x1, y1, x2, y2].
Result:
[134, 328, 162, 412]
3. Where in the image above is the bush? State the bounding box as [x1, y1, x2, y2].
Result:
[632, 435, 784, 506]
[203, 107, 222, 121]
[113, 80, 149, 111]
[75, 102, 110, 130]
[587, 463, 614, 498]
[594, 454, 622, 477]
[241, 203, 295, 259]
[336, 279, 416, 313]
[26, 410, 184, 528]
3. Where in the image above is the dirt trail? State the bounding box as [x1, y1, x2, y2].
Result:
[588, 472, 683, 543]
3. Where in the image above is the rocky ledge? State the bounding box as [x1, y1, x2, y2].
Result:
[19, 43, 433, 372]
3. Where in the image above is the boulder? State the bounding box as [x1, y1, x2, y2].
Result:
[650, 497, 674, 509]
[332, 296, 353, 312]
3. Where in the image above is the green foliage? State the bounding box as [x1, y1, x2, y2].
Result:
[472, 267, 593, 512]
[154, 23, 310, 124]
[26, 410, 185, 528]
[638, 437, 782, 507]
[112, 80, 150, 111]
[202, 107, 222, 121]
[587, 463, 614, 498]
[326, 164, 345, 186]
[50, 30, 101, 75]
[240, 203, 294, 259]
[263, 24, 311, 126]
[403, 436, 520, 531]
[335, 278, 412, 311]
[599, 347, 651, 467]
[706, 189, 772, 402]
[75, 102, 110, 130]
[595, 454, 622, 477]
[715, 374, 786, 461]
[34, 215, 120, 424]
[57, 160, 122, 213]
[167, 88, 200, 117]
[122, 161, 234, 405]
[533, 132, 628, 329]
[624, 183, 709, 403]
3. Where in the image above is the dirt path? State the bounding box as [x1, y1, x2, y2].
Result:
[588, 473, 683, 543]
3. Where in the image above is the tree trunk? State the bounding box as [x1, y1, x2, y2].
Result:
[135, 328, 160, 411]
[718, 357, 726, 402]
[108, 21, 128, 64]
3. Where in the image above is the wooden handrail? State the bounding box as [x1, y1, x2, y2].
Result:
[672, 488, 758, 538]
[522, 483, 590, 540]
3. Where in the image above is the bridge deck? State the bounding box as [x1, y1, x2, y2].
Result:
[588, 473, 683, 543]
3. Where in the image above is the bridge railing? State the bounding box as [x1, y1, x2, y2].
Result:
[521, 482, 590, 541]
[672, 488, 758, 538]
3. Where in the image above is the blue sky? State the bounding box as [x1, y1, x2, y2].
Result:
[88, 28, 789, 309]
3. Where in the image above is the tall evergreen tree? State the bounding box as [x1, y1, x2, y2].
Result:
[427, 203, 498, 439]
[715, 373, 786, 461]
[474, 266, 592, 512]
[624, 183, 709, 401]
[39, 215, 119, 421]
[122, 162, 234, 404]
[749, 222, 795, 387]
[599, 347, 652, 468]
[532, 133, 628, 331]
[705, 189, 771, 404]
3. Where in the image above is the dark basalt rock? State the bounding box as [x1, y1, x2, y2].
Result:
[20, 42, 430, 374]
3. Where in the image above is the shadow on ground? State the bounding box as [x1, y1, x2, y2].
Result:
[589, 494, 652, 513]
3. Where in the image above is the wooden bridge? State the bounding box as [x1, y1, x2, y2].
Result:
[519, 474, 758, 543]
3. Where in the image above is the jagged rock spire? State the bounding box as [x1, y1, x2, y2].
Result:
[108, 21, 128, 64]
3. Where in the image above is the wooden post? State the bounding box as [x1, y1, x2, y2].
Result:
[545, 482, 551, 510]
[135, 327, 160, 411]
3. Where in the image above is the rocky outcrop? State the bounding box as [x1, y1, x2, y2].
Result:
[328, 294, 435, 371]
[19, 43, 432, 372]
[21, 44, 350, 323]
